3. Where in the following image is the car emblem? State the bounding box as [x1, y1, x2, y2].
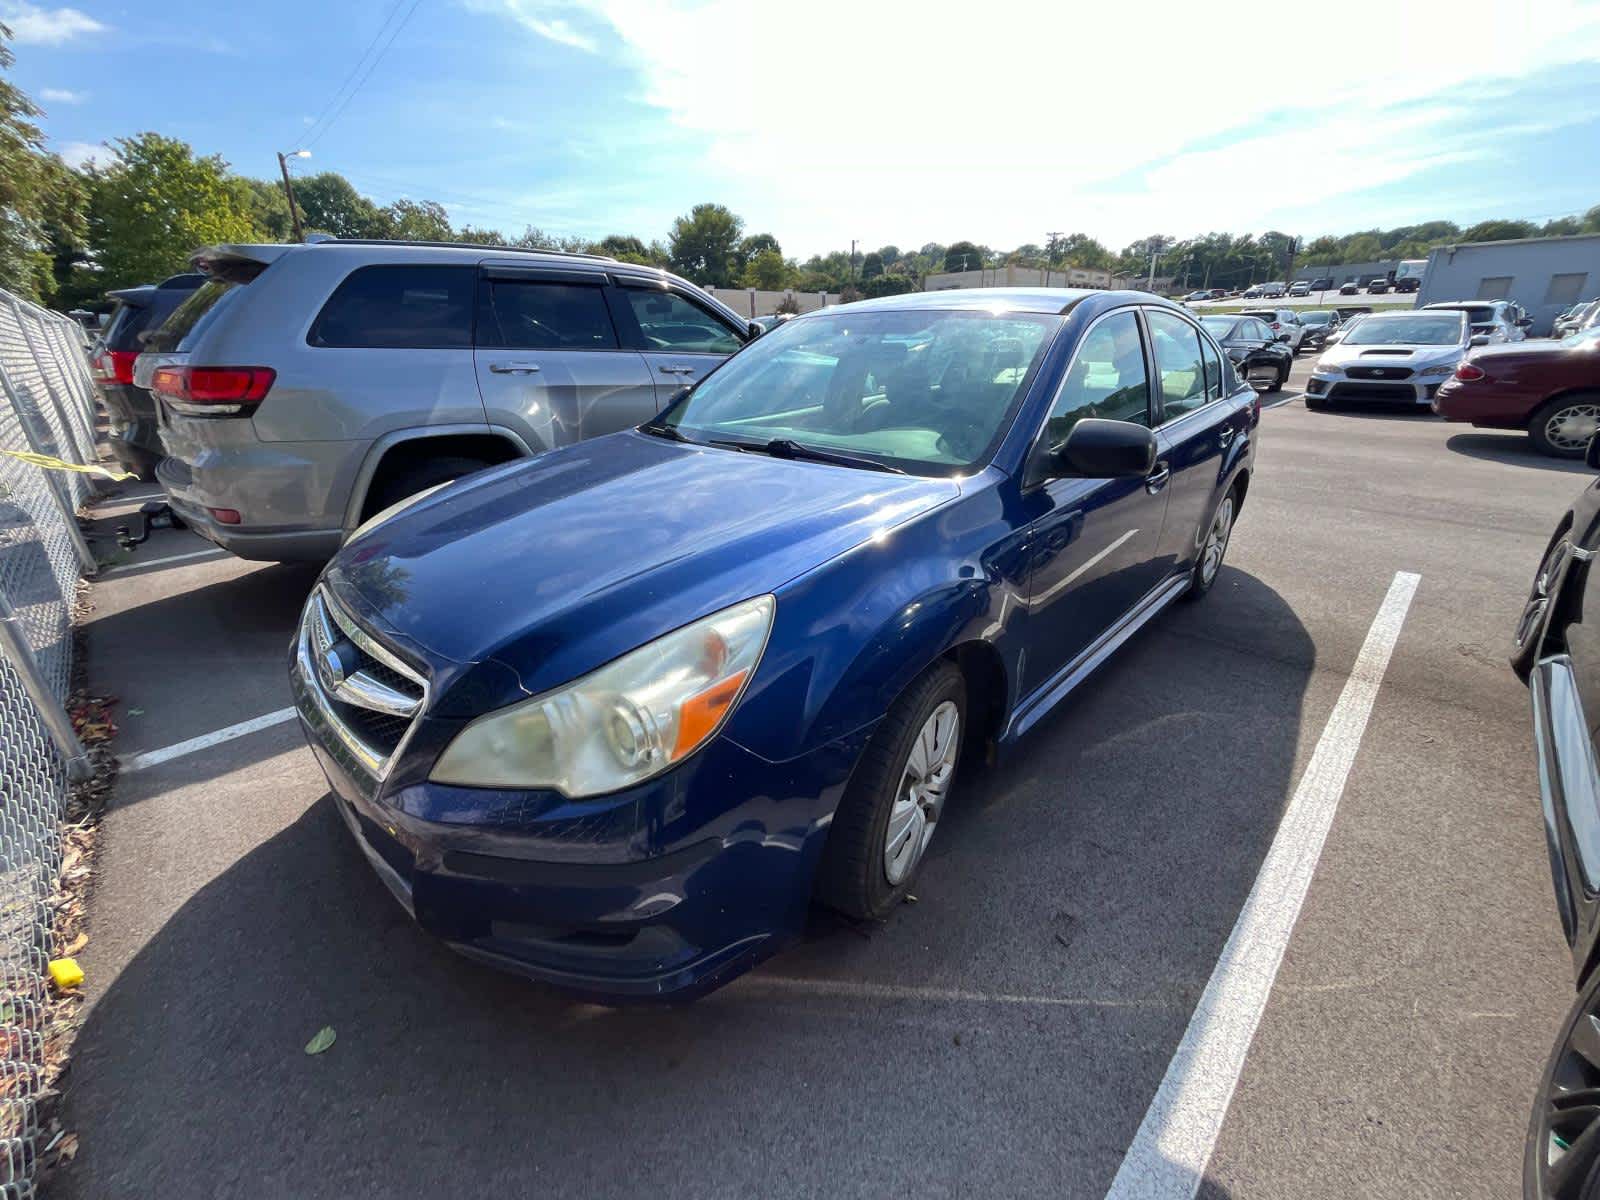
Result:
[320, 648, 347, 688]
[1372, 369, 1385, 376]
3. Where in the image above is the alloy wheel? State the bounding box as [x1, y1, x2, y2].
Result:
[883, 701, 959, 886]
[1531, 993, 1600, 1199]
[1545, 404, 1600, 453]
[1201, 495, 1235, 587]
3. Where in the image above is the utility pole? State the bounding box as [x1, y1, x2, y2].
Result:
[1045, 230, 1063, 287]
[277, 150, 311, 243]
[850, 239, 858, 284]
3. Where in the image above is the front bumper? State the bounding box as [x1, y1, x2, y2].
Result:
[1306, 374, 1443, 405]
[289, 591, 867, 1000]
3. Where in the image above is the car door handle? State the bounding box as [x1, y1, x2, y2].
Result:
[488, 361, 541, 374]
[658, 365, 695, 376]
[1218, 427, 1236, 448]
[1145, 461, 1171, 494]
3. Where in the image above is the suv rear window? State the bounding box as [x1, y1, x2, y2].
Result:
[147, 280, 241, 353]
[103, 301, 155, 351]
[309, 265, 475, 349]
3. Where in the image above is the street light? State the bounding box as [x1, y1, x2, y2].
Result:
[276, 149, 312, 243]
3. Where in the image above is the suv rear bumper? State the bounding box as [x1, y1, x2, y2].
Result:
[163, 485, 342, 560]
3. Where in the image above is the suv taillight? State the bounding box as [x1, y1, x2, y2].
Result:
[151, 366, 275, 416]
[1268, 322, 1281, 330]
[92, 349, 137, 385]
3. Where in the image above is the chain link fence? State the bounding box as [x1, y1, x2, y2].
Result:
[0, 288, 102, 1198]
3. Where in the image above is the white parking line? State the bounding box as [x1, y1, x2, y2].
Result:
[1103, 569, 1420, 1200]
[120, 707, 298, 772]
[103, 547, 227, 573]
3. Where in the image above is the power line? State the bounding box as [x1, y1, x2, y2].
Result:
[301, 0, 427, 152]
[290, 0, 411, 149]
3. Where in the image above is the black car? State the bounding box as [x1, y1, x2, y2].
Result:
[1515, 448, 1600, 1197]
[1199, 315, 1294, 391]
[1334, 305, 1374, 324]
[1309, 277, 1334, 291]
[1393, 276, 1421, 294]
[1339, 281, 1361, 296]
[89, 273, 204, 477]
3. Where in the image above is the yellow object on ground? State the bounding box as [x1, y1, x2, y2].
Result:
[0, 447, 136, 482]
[48, 958, 84, 988]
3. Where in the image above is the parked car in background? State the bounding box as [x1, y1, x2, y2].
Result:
[1423, 299, 1530, 344]
[1309, 277, 1334, 291]
[1261, 281, 1287, 298]
[1296, 309, 1341, 348]
[140, 240, 756, 562]
[1207, 288, 1228, 299]
[1510, 462, 1600, 1196]
[291, 287, 1259, 1000]
[1434, 325, 1600, 457]
[1552, 300, 1596, 339]
[1392, 276, 1421, 294]
[1200, 315, 1295, 391]
[87, 272, 204, 477]
[1335, 305, 1374, 324]
[1366, 277, 1392, 294]
[1185, 290, 1212, 302]
[1242, 284, 1266, 298]
[1339, 281, 1362, 296]
[1288, 281, 1311, 297]
[1240, 308, 1308, 352]
[1305, 309, 1473, 410]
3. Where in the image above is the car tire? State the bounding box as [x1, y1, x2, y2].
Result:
[364, 455, 490, 516]
[1264, 364, 1286, 393]
[1183, 483, 1239, 602]
[1524, 964, 1600, 1199]
[1529, 393, 1600, 460]
[815, 660, 966, 920]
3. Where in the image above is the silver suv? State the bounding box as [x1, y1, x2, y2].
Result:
[137, 240, 755, 561]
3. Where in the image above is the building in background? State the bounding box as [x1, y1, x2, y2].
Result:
[709, 287, 841, 317]
[923, 264, 1161, 292]
[1416, 234, 1600, 336]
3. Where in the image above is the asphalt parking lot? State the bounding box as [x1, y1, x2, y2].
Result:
[56, 389, 1584, 1198]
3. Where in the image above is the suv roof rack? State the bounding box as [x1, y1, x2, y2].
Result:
[315, 238, 617, 263]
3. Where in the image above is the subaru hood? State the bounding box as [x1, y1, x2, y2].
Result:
[328, 430, 959, 696]
[1316, 339, 1466, 372]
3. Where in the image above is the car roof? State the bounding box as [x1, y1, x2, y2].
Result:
[196, 239, 619, 269]
[807, 287, 1167, 317]
[1425, 300, 1499, 309]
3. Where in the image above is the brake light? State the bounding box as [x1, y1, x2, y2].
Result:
[91, 349, 138, 385]
[151, 365, 275, 416]
[1269, 322, 1281, 330]
[1454, 363, 1486, 382]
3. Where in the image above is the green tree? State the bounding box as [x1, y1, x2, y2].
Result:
[293, 172, 388, 238]
[594, 233, 648, 259]
[860, 250, 884, 278]
[943, 241, 985, 272]
[668, 202, 744, 286]
[382, 198, 452, 241]
[1461, 218, 1536, 242]
[860, 273, 915, 299]
[743, 247, 788, 289]
[453, 225, 508, 245]
[87, 133, 258, 290]
[234, 176, 292, 241]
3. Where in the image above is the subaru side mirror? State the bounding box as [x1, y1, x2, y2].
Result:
[1049, 418, 1158, 479]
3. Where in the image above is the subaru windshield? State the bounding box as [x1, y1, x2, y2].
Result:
[1340, 313, 1465, 346]
[648, 308, 1057, 476]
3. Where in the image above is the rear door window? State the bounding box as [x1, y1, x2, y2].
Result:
[621, 289, 742, 354]
[476, 280, 618, 350]
[309, 265, 475, 349]
[1145, 309, 1207, 420]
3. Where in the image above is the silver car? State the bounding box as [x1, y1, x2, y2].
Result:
[138, 240, 755, 561]
[1422, 299, 1529, 343]
[1304, 309, 1477, 409]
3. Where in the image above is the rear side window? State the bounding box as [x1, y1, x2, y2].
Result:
[1201, 334, 1223, 401]
[476, 280, 618, 350]
[622, 289, 742, 353]
[103, 302, 154, 351]
[310, 265, 474, 349]
[1146, 310, 1207, 420]
[150, 281, 240, 353]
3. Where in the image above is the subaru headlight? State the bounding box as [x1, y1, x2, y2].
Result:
[431, 595, 775, 795]
[1313, 358, 1342, 375]
[1416, 362, 1457, 378]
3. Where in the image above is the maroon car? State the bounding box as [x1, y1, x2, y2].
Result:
[1434, 326, 1600, 458]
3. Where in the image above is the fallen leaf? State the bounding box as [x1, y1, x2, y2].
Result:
[57, 1133, 78, 1162]
[304, 1026, 336, 1055]
[64, 932, 88, 956]
[127, 708, 143, 717]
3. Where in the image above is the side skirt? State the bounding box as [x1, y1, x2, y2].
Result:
[1002, 572, 1192, 743]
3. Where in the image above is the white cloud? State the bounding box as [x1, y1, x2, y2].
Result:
[56, 139, 108, 169]
[472, 0, 1600, 253]
[1, 3, 108, 45]
[39, 86, 85, 103]
[461, 0, 597, 50]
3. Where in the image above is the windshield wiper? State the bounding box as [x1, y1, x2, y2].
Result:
[712, 436, 907, 474]
[638, 420, 695, 443]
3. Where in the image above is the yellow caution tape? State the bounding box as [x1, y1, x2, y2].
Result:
[0, 448, 136, 482]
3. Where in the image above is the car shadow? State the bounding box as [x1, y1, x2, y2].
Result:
[1446, 432, 1592, 474]
[59, 567, 1309, 1200]
[1305, 401, 1438, 422]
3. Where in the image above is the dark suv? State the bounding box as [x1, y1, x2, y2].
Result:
[89, 273, 204, 477]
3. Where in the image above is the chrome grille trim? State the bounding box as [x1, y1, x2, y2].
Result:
[295, 586, 429, 780]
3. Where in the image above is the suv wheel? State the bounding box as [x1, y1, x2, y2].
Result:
[1526, 966, 1600, 1199]
[1530, 393, 1600, 460]
[816, 661, 965, 920]
[364, 455, 489, 517]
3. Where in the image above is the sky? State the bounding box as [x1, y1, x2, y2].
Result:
[5, 0, 1600, 259]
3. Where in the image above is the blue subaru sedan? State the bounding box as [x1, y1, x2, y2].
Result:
[291, 288, 1259, 1000]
